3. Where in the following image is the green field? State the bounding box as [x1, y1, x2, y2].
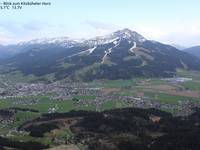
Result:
[144, 92, 198, 104]
[73, 95, 96, 100]
[0, 97, 96, 114]
[91, 79, 138, 88]
[100, 100, 128, 111]
[181, 81, 200, 91]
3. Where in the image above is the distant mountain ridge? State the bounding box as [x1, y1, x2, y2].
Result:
[0, 28, 200, 81]
[183, 46, 200, 58]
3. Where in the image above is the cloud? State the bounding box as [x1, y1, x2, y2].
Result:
[0, 21, 52, 44]
[158, 22, 200, 47]
[82, 20, 119, 36]
[22, 22, 47, 31]
[0, 25, 15, 44]
[129, 21, 200, 47]
[160, 33, 200, 47]
[0, 21, 47, 35]
[84, 20, 118, 30]
[0, 19, 200, 47]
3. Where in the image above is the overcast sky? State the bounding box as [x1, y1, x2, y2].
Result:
[0, 0, 200, 47]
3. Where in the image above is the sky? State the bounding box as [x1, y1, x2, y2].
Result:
[0, 0, 200, 47]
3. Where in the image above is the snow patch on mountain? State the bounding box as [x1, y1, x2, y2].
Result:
[129, 42, 137, 53]
[88, 46, 97, 54]
[18, 37, 80, 48]
[101, 48, 112, 64]
[69, 46, 97, 57]
[101, 39, 121, 63]
[85, 28, 146, 47]
[111, 28, 147, 43]
[16, 28, 147, 49]
[84, 37, 120, 46]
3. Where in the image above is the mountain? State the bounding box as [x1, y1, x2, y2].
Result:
[170, 44, 186, 50]
[84, 28, 146, 46]
[0, 44, 25, 60]
[0, 37, 81, 60]
[0, 28, 200, 81]
[183, 46, 200, 58]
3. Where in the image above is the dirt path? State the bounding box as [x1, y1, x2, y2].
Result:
[47, 145, 80, 150]
[20, 117, 81, 130]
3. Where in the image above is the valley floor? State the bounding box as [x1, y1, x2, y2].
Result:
[0, 69, 199, 149]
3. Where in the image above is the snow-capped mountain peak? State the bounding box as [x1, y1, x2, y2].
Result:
[15, 28, 146, 49]
[84, 28, 147, 46]
[18, 37, 80, 48]
[111, 28, 147, 43]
